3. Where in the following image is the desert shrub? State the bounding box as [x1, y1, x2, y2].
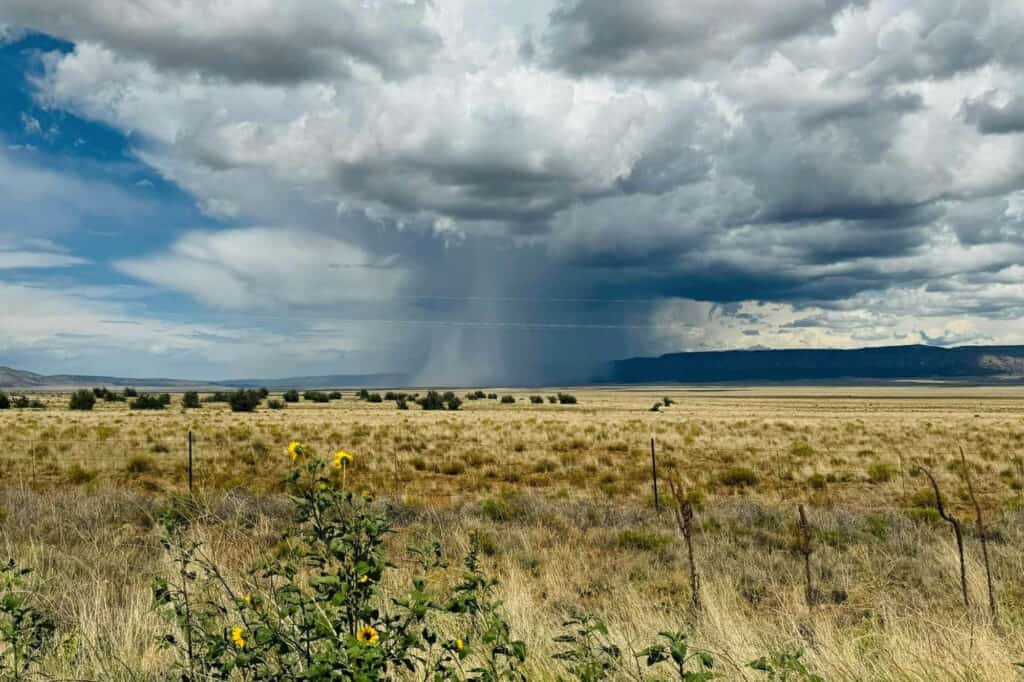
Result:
[557, 393, 578, 405]
[92, 387, 109, 399]
[204, 391, 235, 403]
[304, 391, 330, 403]
[283, 390, 300, 403]
[487, 393, 498, 400]
[417, 391, 447, 411]
[69, 389, 96, 411]
[719, 467, 759, 487]
[650, 403, 661, 412]
[257, 387, 270, 398]
[125, 455, 157, 475]
[446, 395, 462, 411]
[123, 387, 138, 397]
[0, 560, 55, 679]
[103, 391, 125, 402]
[662, 396, 675, 406]
[328, 391, 343, 400]
[396, 398, 409, 410]
[267, 399, 286, 410]
[807, 473, 828, 490]
[159, 393, 172, 406]
[131, 394, 166, 411]
[182, 391, 202, 409]
[0, 392, 8, 410]
[229, 389, 263, 413]
[65, 463, 97, 485]
[790, 440, 815, 458]
[501, 395, 516, 404]
[11, 395, 44, 409]
[867, 462, 897, 483]
[366, 393, 383, 403]
[466, 390, 487, 400]
[547, 395, 558, 404]
[530, 395, 544, 404]
[357, 388, 370, 400]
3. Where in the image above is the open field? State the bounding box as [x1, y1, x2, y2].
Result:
[1, 386, 1023, 679]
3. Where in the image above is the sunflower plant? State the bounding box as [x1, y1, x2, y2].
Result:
[152, 444, 506, 681]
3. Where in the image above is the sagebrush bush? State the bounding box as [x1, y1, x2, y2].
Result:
[182, 391, 202, 409]
[557, 393, 578, 405]
[0, 392, 9, 410]
[69, 389, 96, 411]
[283, 390, 300, 403]
[501, 395, 516, 404]
[267, 399, 286, 410]
[229, 389, 263, 413]
[131, 394, 166, 410]
[719, 467, 759, 487]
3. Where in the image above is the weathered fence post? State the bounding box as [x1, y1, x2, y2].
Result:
[188, 430, 194, 495]
[650, 436, 660, 513]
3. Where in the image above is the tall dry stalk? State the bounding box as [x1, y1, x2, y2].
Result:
[959, 446, 997, 623]
[668, 477, 701, 616]
[917, 465, 969, 608]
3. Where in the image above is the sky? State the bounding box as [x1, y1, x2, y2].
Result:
[1, 1, 1024, 383]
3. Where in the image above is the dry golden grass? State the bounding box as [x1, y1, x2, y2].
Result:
[1, 386, 1023, 679]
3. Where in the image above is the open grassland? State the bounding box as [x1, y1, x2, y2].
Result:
[1, 386, 1023, 679]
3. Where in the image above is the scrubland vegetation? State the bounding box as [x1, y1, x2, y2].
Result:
[0, 386, 1023, 679]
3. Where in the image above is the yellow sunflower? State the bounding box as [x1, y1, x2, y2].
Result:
[356, 625, 379, 645]
[334, 450, 353, 468]
[455, 638, 464, 651]
[288, 441, 306, 462]
[230, 626, 247, 649]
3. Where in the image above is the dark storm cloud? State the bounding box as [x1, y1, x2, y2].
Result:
[0, 1, 440, 83]
[542, 0, 864, 78]
[963, 93, 1024, 135]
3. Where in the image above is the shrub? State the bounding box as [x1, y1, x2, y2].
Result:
[158, 393, 172, 406]
[328, 391, 343, 400]
[267, 399, 286, 410]
[258, 387, 270, 398]
[650, 403, 661, 412]
[123, 387, 138, 397]
[131, 394, 166, 410]
[366, 393, 383, 403]
[867, 462, 897, 484]
[229, 389, 263, 413]
[719, 467, 759, 487]
[303, 391, 330, 403]
[65, 463, 97, 485]
[204, 391, 234, 403]
[0, 392, 8, 410]
[547, 395, 558, 404]
[530, 395, 544, 404]
[357, 388, 370, 400]
[12, 395, 45, 409]
[125, 455, 157, 475]
[417, 391, 446, 411]
[663, 396, 675, 406]
[501, 395, 516, 404]
[487, 393, 498, 400]
[69, 390, 96, 411]
[92, 387, 109, 399]
[103, 391, 125, 402]
[283, 390, 300, 403]
[446, 395, 462, 411]
[182, 392, 202, 409]
[616, 529, 672, 554]
[396, 398, 409, 410]
[557, 393, 578, 405]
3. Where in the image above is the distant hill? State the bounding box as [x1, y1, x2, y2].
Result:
[604, 344, 1024, 384]
[0, 366, 410, 390]
[0, 367, 215, 390]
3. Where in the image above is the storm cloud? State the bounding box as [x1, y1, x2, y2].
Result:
[3, 0, 1024, 380]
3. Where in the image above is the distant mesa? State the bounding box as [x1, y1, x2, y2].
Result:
[603, 344, 1024, 384]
